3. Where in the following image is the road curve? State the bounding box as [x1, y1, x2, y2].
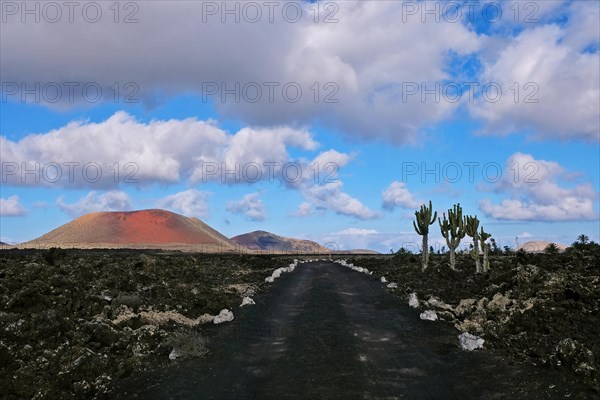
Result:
[113, 261, 594, 400]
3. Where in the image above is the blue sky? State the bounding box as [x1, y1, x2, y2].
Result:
[1, 1, 599, 252]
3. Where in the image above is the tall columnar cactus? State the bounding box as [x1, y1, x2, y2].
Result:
[439, 203, 466, 271]
[479, 227, 492, 273]
[413, 201, 437, 271]
[465, 215, 481, 273]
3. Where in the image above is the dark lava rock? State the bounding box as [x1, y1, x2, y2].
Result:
[0, 250, 290, 399]
[346, 245, 600, 392]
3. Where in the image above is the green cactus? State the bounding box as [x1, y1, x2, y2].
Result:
[465, 215, 481, 273]
[439, 203, 466, 271]
[413, 201, 437, 271]
[479, 226, 492, 272]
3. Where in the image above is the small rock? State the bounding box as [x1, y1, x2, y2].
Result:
[516, 264, 540, 285]
[427, 296, 453, 311]
[420, 310, 438, 321]
[380, 277, 387, 283]
[213, 309, 234, 324]
[455, 319, 484, 334]
[459, 332, 484, 351]
[387, 282, 398, 289]
[487, 292, 511, 313]
[240, 297, 255, 307]
[437, 311, 456, 321]
[408, 293, 419, 308]
[518, 298, 536, 313]
[453, 299, 477, 318]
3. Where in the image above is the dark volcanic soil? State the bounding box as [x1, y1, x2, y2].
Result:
[113, 261, 595, 399]
[1, 247, 598, 399]
[346, 247, 600, 393]
[0, 249, 289, 399]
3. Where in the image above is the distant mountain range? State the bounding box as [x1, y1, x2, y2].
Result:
[16, 209, 374, 254]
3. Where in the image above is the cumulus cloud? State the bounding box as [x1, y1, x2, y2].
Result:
[157, 189, 210, 218]
[479, 153, 597, 221]
[226, 192, 266, 221]
[1, 112, 379, 222]
[1, 112, 318, 188]
[303, 182, 381, 220]
[471, 11, 599, 141]
[310, 149, 352, 171]
[57, 190, 132, 217]
[382, 181, 420, 210]
[1, 1, 480, 143]
[0, 195, 27, 216]
[2, 2, 596, 143]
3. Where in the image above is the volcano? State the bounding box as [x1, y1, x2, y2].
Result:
[231, 230, 330, 254]
[23, 209, 237, 252]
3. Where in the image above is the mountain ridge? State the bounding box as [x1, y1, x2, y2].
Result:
[231, 230, 330, 253]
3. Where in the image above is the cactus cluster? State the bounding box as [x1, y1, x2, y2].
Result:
[464, 216, 493, 273]
[479, 227, 491, 272]
[413, 201, 493, 273]
[465, 215, 481, 273]
[412, 201, 437, 271]
[438, 203, 466, 271]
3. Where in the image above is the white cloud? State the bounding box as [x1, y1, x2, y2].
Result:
[310, 150, 352, 171]
[2, 2, 596, 144]
[471, 21, 599, 141]
[1, 1, 480, 143]
[303, 182, 381, 220]
[563, 2, 600, 52]
[0, 195, 27, 216]
[1, 112, 380, 222]
[157, 189, 210, 218]
[319, 228, 422, 252]
[292, 202, 314, 217]
[336, 228, 379, 236]
[321, 228, 380, 251]
[382, 181, 420, 210]
[226, 192, 266, 221]
[57, 190, 132, 217]
[479, 153, 597, 221]
[1, 112, 320, 188]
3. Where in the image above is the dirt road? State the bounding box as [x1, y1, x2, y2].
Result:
[113, 261, 595, 399]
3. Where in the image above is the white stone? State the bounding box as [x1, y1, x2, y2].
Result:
[420, 310, 438, 321]
[213, 309, 234, 324]
[272, 268, 283, 279]
[387, 282, 398, 289]
[168, 348, 179, 360]
[459, 332, 485, 351]
[408, 293, 419, 308]
[380, 277, 387, 283]
[240, 297, 255, 307]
